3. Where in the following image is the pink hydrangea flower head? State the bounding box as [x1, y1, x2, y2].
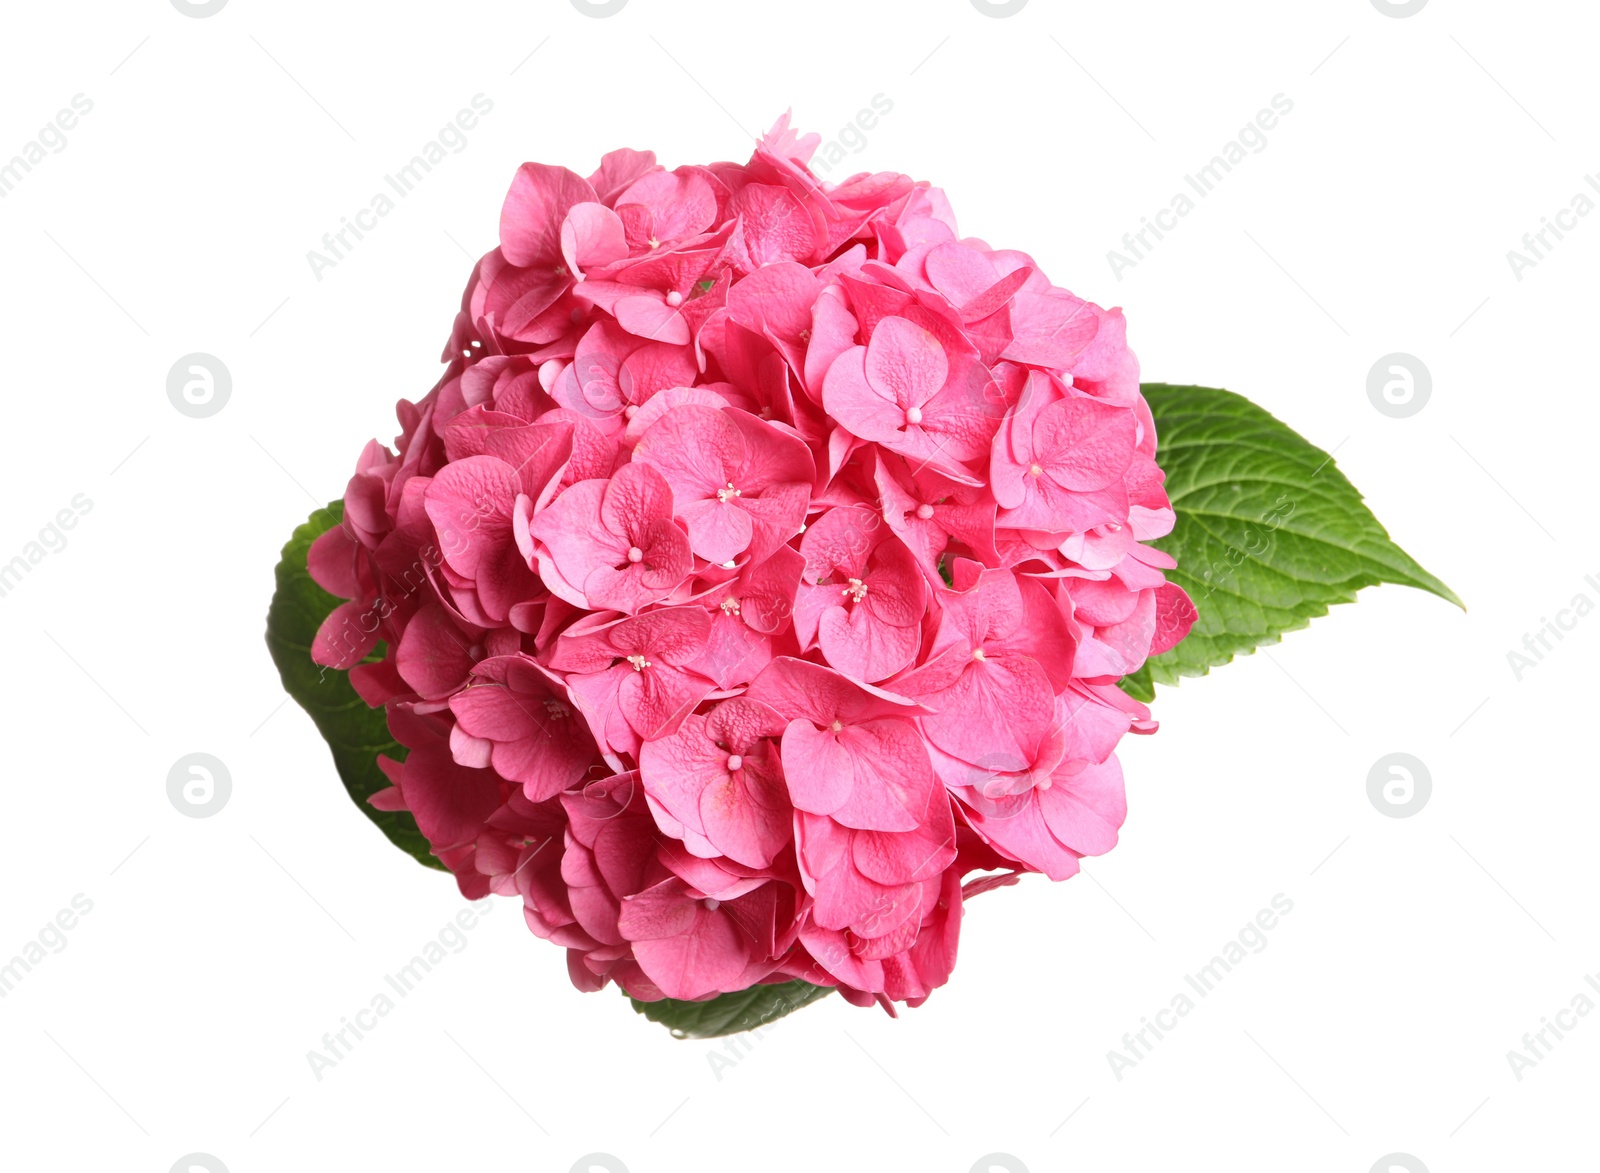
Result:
[313, 113, 1196, 1015]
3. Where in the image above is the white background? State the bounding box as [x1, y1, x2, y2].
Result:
[1, 1, 1594, 1171]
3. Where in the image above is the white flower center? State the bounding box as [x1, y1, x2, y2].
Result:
[716, 482, 742, 503]
[843, 578, 868, 602]
[915, 504, 935, 520]
[905, 406, 923, 425]
[719, 597, 741, 615]
[726, 754, 743, 772]
[627, 546, 644, 563]
[626, 654, 651, 672]
[1029, 463, 1043, 477]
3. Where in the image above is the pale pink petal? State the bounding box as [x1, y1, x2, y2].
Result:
[560, 202, 628, 278]
[500, 163, 599, 268]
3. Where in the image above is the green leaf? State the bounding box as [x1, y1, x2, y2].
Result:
[1126, 384, 1461, 696]
[629, 980, 833, 1039]
[266, 501, 444, 870]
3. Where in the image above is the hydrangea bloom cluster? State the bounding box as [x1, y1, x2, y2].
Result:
[308, 115, 1195, 1012]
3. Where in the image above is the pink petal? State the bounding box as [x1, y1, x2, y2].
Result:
[499, 163, 599, 268]
[621, 881, 749, 1000]
[1037, 755, 1126, 856]
[616, 294, 691, 346]
[727, 260, 822, 345]
[306, 525, 363, 599]
[311, 599, 380, 670]
[864, 316, 948, 409]
[560, 202, 628, 278]
[821, 347, 905, 443]
[818, 603, 921, 683]
[587, 147, 657, 204]
[1033, 396, 1138, 492]
[1001, 290, 1099, 367]
[395, 603, 479, 699]
[827, 720, 937, 832]
[729, 183, 820, 268]
[617, 661, 711, 741]
[423, 456, 520, 580]
[1150, 582, 1197, 655]
[780, 719, 860, 818]
[614, 168, 717, 244]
